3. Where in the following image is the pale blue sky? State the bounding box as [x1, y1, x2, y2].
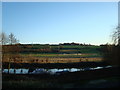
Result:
[2, 2, 118, 45]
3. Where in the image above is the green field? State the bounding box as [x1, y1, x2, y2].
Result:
[20, 44, 102, 58]
[21, 53, 101, 58]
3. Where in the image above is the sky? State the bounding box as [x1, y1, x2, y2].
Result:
[2, 2, 118, 45]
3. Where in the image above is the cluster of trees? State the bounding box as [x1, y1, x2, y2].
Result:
[59, 42, 92, 46]
[0, 32, 19, 45]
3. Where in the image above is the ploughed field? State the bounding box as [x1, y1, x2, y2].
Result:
[2, 44, 103, 64]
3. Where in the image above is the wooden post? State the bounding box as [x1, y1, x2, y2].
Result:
[21, 69, 23, 74]
[79, 58, 81, 62]
[8, 58, 11, 74]
[14, 69, 16, 74]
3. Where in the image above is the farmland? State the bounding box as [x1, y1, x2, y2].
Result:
[2, 44, 103, 64]
[2, 44, 120, 89]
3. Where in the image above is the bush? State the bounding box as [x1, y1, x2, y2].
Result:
[101, 45, 120, 66]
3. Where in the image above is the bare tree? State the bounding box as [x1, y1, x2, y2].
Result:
[0, 32, 8, 45]
[102, 25, 120, 66]
[112, 25, 120, 45]
[8, 33, 19, 45]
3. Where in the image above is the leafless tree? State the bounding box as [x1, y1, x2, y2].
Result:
[0, 32, 8, 45]
[112, 25, 120, 45]
[8, 33, 19, 45]
[103, 25, 120, 66]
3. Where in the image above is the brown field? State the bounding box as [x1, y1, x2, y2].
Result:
[2, 55, 102, 64]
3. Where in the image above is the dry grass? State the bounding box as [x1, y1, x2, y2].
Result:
[2, 54, 103, 64]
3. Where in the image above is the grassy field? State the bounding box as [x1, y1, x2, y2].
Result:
[21, 53, 101, 58]
[20, 45, 101, 54]
[2, 44, 103, 64]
